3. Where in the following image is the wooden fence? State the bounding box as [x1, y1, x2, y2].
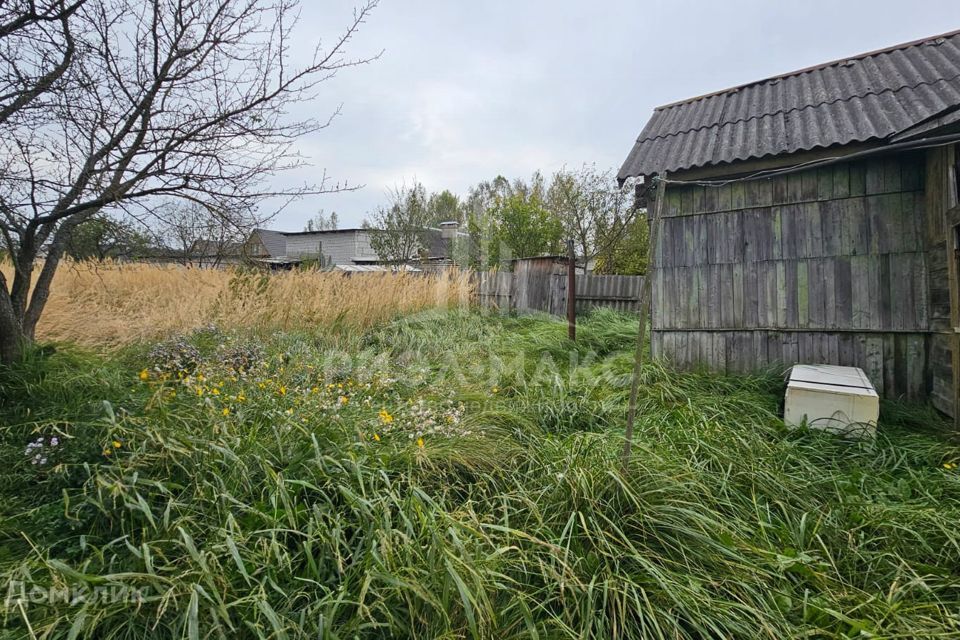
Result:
[477, 270, 645, 316]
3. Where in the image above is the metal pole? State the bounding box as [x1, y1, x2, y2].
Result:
[567, 239, 576, 341]
[623, 173, 667, 471]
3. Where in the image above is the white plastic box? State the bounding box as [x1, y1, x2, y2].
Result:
[784, 364, 879, 438]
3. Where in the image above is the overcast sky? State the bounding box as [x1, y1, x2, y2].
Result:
[267, 0, 960, 230]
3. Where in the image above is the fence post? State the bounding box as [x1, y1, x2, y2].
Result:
[567, 239, 576, 342]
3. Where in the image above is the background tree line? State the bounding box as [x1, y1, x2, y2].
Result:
[364, 166, 648, 274]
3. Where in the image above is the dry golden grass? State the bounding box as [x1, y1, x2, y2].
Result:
[3, 261, 474, 348]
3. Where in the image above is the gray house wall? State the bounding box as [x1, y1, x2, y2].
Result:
[651, 150, 933, 401]
[270, 230, 378, 265]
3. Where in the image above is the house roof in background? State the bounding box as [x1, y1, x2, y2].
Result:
[618, 29, 960, 178]
[252, 229, 287, 257]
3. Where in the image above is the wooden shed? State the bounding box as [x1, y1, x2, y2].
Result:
[618, 30, 960, 418]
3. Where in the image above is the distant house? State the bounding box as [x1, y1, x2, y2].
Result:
[246, 225, 463, 268]
[618, 30, 960, 416]
[246, 228, 378, 267]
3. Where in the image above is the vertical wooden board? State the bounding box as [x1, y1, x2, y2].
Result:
[878, 253, 892, 330]
[772, 175, 789, 205]
[711, 331, 727, 372]
[730, 210, 745, 263]
[820, 200, 839, 256]
[706, 214, 720, 265]
[785, 260, 799, 327]
[731, 182, 746, 210]
[893, 333, 908, 398]
[776, 261, 788, 327]
[680, 187, 694, 217]
[666, 188, 683, 217]
[695, 214, 709, 266]
[717, 184, 732, 212]
[817, 167, 834, 201]
[865, 159, 885, 195]
[838, 333, 855, 365]
[834, 256, 853, 328]
[849, 162, 867, 197]
[801, 170, 820, 202]
[744, 262, 759, 328]
[798, 332, 813, 363]
[703, 185, 719, 213]
[867, 255, 881, 331]
[850, 198, 871, 257]
[787, 173, 804, 203]
[864, 335, 884, 394]
[822, 259, 837, 328]
[697, 267, 710, 328]
[753, 330, 768, 366]
[692, 186, 706, 215]
[882, 157, 902, 194]
[883, 334, 897, 397]
[733, 262, 745, 328]
[797, 260, 809, 327]
[913, 252, 929, 330]
[833, 163, 851, 199]
[899, 191, 919, 252]
[785, 331, 800, 365]
[807, 201, 824, 258]
[901, 153, 923, 191]
[758, 179, 774, 207]
[771, 207, 784, 260]
[720, 263, 735, 327]
[906, 334, 926, 399]
[827, 332, 840, 364]
[683, 215, 695, 267]
[742, 209, 758, 263]
[807, 260, 824, 328]
[708, 265, 722, 329]
[850, 256, 866, 330]
[745, 180, 761, 209]
[764, 261, 778, 327]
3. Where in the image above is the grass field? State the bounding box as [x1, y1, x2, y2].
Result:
[1, 266, 959, 638]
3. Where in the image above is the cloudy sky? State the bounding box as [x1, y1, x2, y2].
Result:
[268, 0, 960, 230]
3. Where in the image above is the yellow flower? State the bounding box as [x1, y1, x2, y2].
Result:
[285, 408, 294, 416]
[492, 386, 499, 393]
[373, 433, 381, 442]
[378, 409, 393, 424]
[237, 393, 246, 402]
[102, 448, 112, 456]
[416, 437, 424, 449]
[339, 395, 349, 406]
[278, 386, 286, 396]
[197, 374, 205, 382]
[138, 369, 149, 381]
[211, 388, 220, 396]
[112, 440, 122, 449]
[222, 408, 230, 416]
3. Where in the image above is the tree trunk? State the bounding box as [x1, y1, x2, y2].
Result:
[0, 275, 26, 364]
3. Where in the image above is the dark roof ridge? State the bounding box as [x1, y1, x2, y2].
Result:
[636, 72, 960, 145]
[655, 28, 960, 111]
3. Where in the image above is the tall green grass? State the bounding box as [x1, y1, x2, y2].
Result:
[1, 309, 959, 638]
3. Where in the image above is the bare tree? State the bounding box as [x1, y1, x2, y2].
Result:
[546, 165, 639, 269]
[151, 201, 256, 267]
[0, 0, 379, 363]
[364, 182, 433, 267]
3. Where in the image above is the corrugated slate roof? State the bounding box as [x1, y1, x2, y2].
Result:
[252, 229, 287, 257]
[619, 30, 960, 178]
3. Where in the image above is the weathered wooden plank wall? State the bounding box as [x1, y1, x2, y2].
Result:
[926, 145, 960, 416]
[476, 270, 645, 316]
[652, 151, 932, 400]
